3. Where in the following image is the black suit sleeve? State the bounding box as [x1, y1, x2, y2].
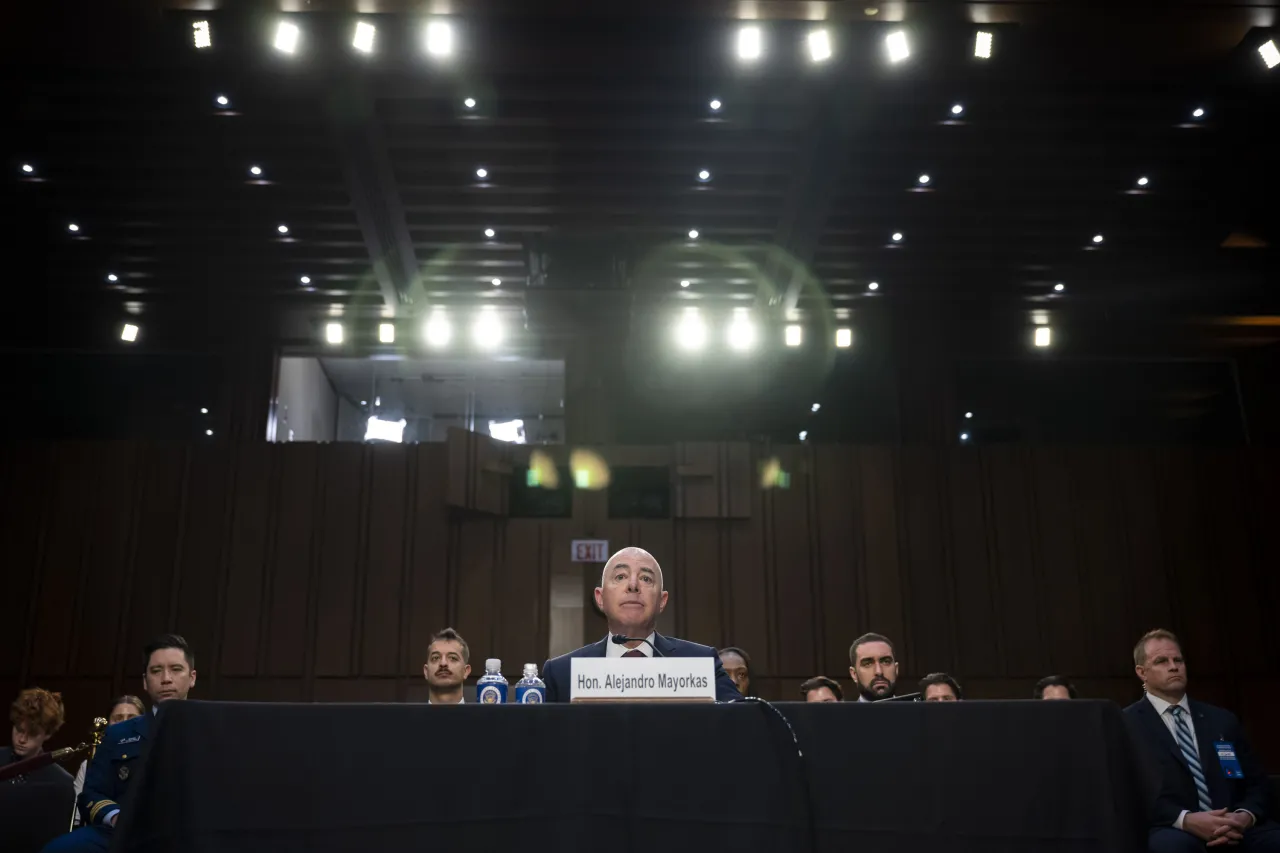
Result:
[1228, 712, 1272, 822]
[543, 659, 560, 703]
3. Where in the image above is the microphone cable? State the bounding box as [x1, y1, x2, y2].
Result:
[731, 697, 818, 853]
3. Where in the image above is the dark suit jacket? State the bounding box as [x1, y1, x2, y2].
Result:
[1124, 696, 1273, 827]
[543, 634, 743, 703]
[80, 710, 152, 829]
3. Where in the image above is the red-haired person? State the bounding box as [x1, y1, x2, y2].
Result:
[3, 687, 75, 792]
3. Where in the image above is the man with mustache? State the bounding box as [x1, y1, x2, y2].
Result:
[1125, 629, 1279, 852]
[423, 628, 471, 705]
[542, 547, 741, 702]
[848, 632, 899, 702]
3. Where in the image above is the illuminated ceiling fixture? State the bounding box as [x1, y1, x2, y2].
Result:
[964, 411, 973, 419]
[799, 430, 808, 442]
[206, 429, 214, 437]
[353, 21, 376, 54]
[688, 229, 699, 240]
[378, 322, 395, 344]
[785, 324, 802, 347]
[215, 94, 229, 107]
[491, 277, 502, 287]
[807, 28, 832, 63]
[974, 30, 993, 59]
[709, 98, 722, 112]
[1137, 176, 1149, 187]
[1034, 326, 1052, 347]
[484, 228, 495, 238]
[67, 223, 80, 232]
[1054, 283, 1065, 292]
[960, 432, 970, 442]
[891, 231, 903, 242]
[300, 275, 311, 285]
[201, 407, 209, 414]
[675, 308, 707, 351]
[680, 279, 690, 288]
[424, 311, 452, 347]
[475, 166, 488, 179]
[472, 308, 503, 349]
[365, 417, 406, 443]
[1192, 107, 1205, 119]
[21, 163, 34, 174]
[726, 310, 756, 352]
[192, 20, 212, 49]
[425, 20, 453, 57]
[107, 273, 118, 282]
[868, 281, 880, 291]
[464, 97, 476, 109]
[249, 165, 262, 176]
[325, 322, 343, 345]
[121, 323, 139, 343]
[950, 103, 964, 116]
[277, 224, 290, 234]
[835, 328, 852, 348]
[917, 174, 930, 185]
[811, 403, 821, 413]
[697, 169, 711, 182]
[1259, 39, 1279, 69]
[1092, 234, 1104, 244]
[737, 25, 763, 62]
[886, 30, 910, 63]
[274, 21, 300, 54]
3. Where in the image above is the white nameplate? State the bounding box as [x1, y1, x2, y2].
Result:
[571, 657, 716, 703]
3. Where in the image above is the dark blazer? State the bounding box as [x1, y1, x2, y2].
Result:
[1124, 696, 1273, 827]
[543, 633, 743, 703]
[79, 710, 152, 829]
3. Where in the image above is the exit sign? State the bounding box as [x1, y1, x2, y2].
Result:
[571, 540, 609, 563]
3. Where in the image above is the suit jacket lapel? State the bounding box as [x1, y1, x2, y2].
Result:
[653, 633, 675, 657]
[1139, 698, 1189, 768]
[586, 637, 610, 657]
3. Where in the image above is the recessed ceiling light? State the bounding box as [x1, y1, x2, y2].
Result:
[709, 98, 722, 111]
[325, 322, 343, 344]
[807, 28, 832, 63]
[799, 430, 808, 442]
[1092, 234, 1104, 244]
[964, 411, 973, 419]
[1054, 283, 1065, 292]
[785, 324, 802, 347]
[21, 163, 34, 174]
[491, 277, 502, 287]
[697, 169, 711, 182]
[1260, 39, 1280, 69]
[475, 167, 488, 179]
[891, 232, 903, 242]
[274, 21, 300, 54]
[1192, 107, 1205, 119]
[1137, 176, 1149, 187]
[960, 432, 970, 441]
[1034, 326, 1052, 347]
[192, 20, 212, 49]
[424, 312, 452, 347]
[726, 311, 756, 352]
[868, 281, 880, 291]
[300, 275, 311, 285]
[737, 25, 763, 62]
[352, 21, 375, 54]
[917, 174, 930, 185]
[205, 429, 214, 437]
[472, 308, 503, 349]
[107, 273, 118, 282]
[835, 328, 852, 348]
[811, 402, 821, 413]
[484, 228, 495, 238]
[277, 224, 289, 234]
[249, 165, 262, 176]
[215, 94, 229, 107]
[680, 279, 690, 288]
[464, 97, 476, 109]
[675, 308, 707, 351]
[974, 30, 992, 59]
[688, 229, 699, 240]
[950, 103, 964, 116]
[379, 322, 395, 344]
[425, 20, 453, 57]
[121, 323, 138, 342]
[201, 407, 209, 414]
[67, 223, 80, 232]
[886, 30, 909, 63]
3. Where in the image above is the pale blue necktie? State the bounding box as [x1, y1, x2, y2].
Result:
[1169, 705, 1212, 812]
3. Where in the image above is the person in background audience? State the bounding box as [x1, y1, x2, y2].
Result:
[1034, 675, 1077, 700]
[848, 632, 899, 702]
[1124, 629, 1279, 853]
[423, 628, 471, 705]
[70, 697, 144, 827]
[718, 647, 752, 698]
[800, 676, 842, 702]
[3, 687, 74, 789]
[919, 672, 963, 702]
[42, 634, 197, 853]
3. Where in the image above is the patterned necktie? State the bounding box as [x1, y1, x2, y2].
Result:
[622, 649, 645, 658]
[1169, 705, 1212, 812]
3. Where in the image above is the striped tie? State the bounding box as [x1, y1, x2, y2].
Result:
[1169, 705, 1212, 812]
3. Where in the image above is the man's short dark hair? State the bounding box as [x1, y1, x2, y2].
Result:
[429, 628, 469, 664]
[719, 646, 751, 674]
[1033, 675, 1077, 699]
[848, 632, 895, 665]
[143, 634, 194, 671]
[919, 672, 963, 700]
[799, 676, 843, 701]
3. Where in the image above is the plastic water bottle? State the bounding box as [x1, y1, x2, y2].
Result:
[514, 663, 546, 704]
[476, 659, 508, 704]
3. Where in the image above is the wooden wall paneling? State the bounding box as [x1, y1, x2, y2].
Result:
[983, 448, 1044, 678]
[1, 444, 51, 680]
[312, 444, 366, 677]
[1069, 450, 1135, 679]
[405, 445, 452, 667]
[217, 677, 306, 703]
[263, 444, 319, 678]
[361, 445, 409, 677]
[856, 448, 905, 655]
[1237, 680, 1280, 775]
[218, 443, 274, 677]
[674, 442, 717, 518]
[770, 445, 817, 678]
[33, 677, 117, 755]
[811, 444, 860, 682]
[312, 678, 398, 703]
[675, 520, 724, 648]
[946, 450, 1001, 678]
[897, 447, 955, 677]
[120, 444, 189, 681]
[576, 517, 630, 646]
[1199, 451, 1265, 678]
[172, 445, 232, 684]
[1245, 449, 1280, 672]
[724, 442, 752, 519]
[1030, 448, 1091, 679]
[494, 519, 546, 672]
[473, 434, 510, 516]
[453, 516, 500, 669]
[724, 482, 770, 679]
[29, 443, 95, 677]
[1115, 449, 1173, 658]
[633, 520, 675, 640]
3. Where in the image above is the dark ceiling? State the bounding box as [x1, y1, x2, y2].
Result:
[3, 0, 1278, 361]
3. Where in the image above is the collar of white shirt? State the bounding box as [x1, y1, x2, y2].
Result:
[428, 696, 465, 705]
[606, 632, 656, 658]
[1145, 692, 1190, 719]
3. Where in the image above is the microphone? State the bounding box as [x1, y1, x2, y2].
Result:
[873, 691, 922, 702]
[610, 634, 665, 657]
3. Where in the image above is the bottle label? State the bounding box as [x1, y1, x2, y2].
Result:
[477, 684, 506, 704]
[515, 686, 545, 704]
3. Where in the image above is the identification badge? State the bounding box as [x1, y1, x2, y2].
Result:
[1214, 741, 1243, 779]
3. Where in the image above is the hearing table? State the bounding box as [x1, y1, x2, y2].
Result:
[113, 698, 1148, 853]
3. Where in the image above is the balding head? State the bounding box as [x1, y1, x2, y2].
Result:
[595, 546, 668, 637]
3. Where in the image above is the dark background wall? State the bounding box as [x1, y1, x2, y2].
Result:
[3, 440, 1278, 768]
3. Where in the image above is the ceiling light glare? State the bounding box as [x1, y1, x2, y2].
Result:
[491, 277, 502, 287]
[249, 165, 262, 176]
[960, 432, 970, 442]
[424, 312, 452, 347]
[835, 327, 852, 348]
[107, 273, 118, 282]
[886, 30, 910, 63]
[709, 98, 722, 111]
[299, 275, 311, 285]
[1137, 176, 1149, 187]
[799, 430, 808, 442]
[475, 166, 488, 179]
[811, 403, 821, 413]
[891, 231, 903, 242]
[688, 229, 699, 240]
[484, 228, 495, 238]
[917, 174, 930, 185]
[1054, 283, 1065, 292]
[1092, 234, 1104, 244]
[697, 169, 711, 182]
[365, 416, 406, 444]
[680, 279, 690, 288]
[785, 324, 802, 347]
[675, 309, 707, 351]
[205, 429, 214, 437]
[277, 224, 289, 235]
[21, 163, 34, 174]
[1259, 40, 1279, 69]
[965, 411, 973, 419]
[201, 407, 209, 414]
[726, 311, 756, 352]
[425, 20, 453, 57]
[464, 97, 476, 109]
[325, 322, 343, 345]
[472, 308, 503, 349]
[274, 21, 300, 54]
[737, 25, 763, 62]
[950, 103, 964, 116]
[868, 281, 880, 291]
[121, 323, 139, 343]
[1034, 326, 1052, 347]
[353, 21, 376, 54]
[1192, 107, 1205, 119]
[974, 30, 992, 59]
[192, 20, 212, 49]
[67, 223, 80, 232]
[378, 322, 395, 344]
[215, 95, 229, 107]
[807, 28, 832, 62]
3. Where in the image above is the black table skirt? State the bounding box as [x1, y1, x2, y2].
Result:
[115, 699, 1148, 853]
